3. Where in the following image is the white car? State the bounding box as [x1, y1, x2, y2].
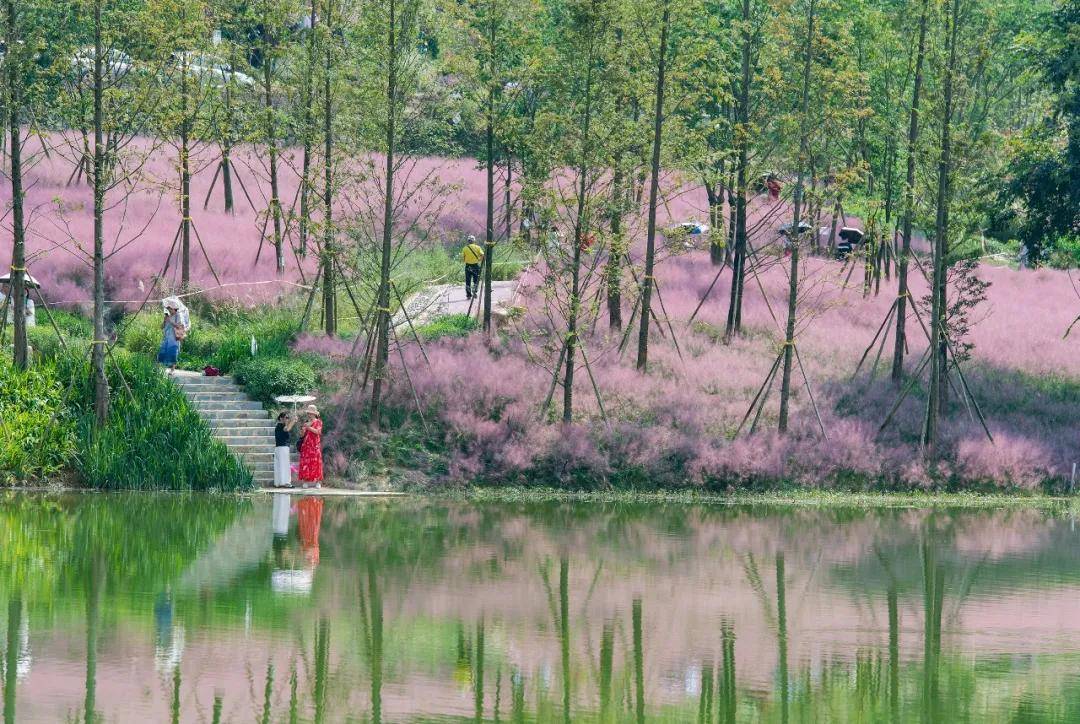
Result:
[672, 221, 709, 237]
[71, 47, 134, 80]
[172, 51, 255, 88]
[665, 221, 711, 251]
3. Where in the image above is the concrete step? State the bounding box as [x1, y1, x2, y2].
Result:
[228, 444, 300, 455]
[188, 392, 251, 402]
[237, 451, 276, 461]
[203, 410, 272, 421]
[205, 419, 276, 430]
[217, 433, 277, 443]
[193, 400, 265, 411]
[176, 379, 240, 389]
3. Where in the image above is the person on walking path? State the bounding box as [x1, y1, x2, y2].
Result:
[462, 234, 485, 299]
[297, 404, 324, 489]
[158, 297, 189, 373]
[274, 412, 296, 488]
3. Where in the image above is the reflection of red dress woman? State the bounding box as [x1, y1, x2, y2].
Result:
[298, 414, 324, 485]
[297, 497, 324, 567]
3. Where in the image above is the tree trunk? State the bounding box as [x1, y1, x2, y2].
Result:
[299, 0, 318, 257]
[179, 57, 192, 290]
[370, 0, 397, 425]
[92, 0, 109, 427]
[505, 149, 512, 241]
[924, 0, 959, 458]
[635, 0, 670, 372]
[606, 155, 624, 331]
[778, 0, 815, 433]
[322, 0, 336, 336]
[221, 72, 234, 213]
[891, 0, 929, 384]
[707, 177, 724, 266]
[262, 8, 285, 276]
[562, 18, 599, 422]
[483, 15, 495, 333]
[723, 0, 752, 342]
[6, 0, 27, 369]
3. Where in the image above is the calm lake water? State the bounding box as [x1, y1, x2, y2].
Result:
[2, 493, 1080, 722]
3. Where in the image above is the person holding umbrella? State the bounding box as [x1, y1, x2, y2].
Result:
[158, 296, 189, 373]
[0, 271, 38, 328]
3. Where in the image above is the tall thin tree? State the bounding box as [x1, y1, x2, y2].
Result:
[370, 0, 403, 423]
[91, 0, 109, 425]
[635, 0, 671, 371]
[321, 0, 336, 336]
[723, 0, 753, 342]
[891, 0, 929, 383]
[924, 0, 961, 458]
[777, 0, 815, 433]
[5, 0, 27, 369]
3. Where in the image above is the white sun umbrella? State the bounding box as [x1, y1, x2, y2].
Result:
[161, 295, 191, 330]
[0, 272, 41, 288]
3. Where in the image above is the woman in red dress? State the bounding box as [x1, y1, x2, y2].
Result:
[297, 404, 324, 488]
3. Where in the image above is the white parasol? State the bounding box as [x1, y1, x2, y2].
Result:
[161, 296, 191, 330]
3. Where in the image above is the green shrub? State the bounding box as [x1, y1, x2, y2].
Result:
[0, 358, 77, 484]
[116, 307, 298, 373]
[54, 352, 252, 491]
[1048, 234, 1080, 270]
[27, 326, 74, 363]
[41, 309, 93, 338]
[232, 356, 318, 403]
[24, 310, 93, 363]
[117, 311, 168, 356]
[416, 313, 478, 341]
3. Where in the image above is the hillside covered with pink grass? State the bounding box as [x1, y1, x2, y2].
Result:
[5, 136, 1079, 490]
[317, 250, 1079, 490]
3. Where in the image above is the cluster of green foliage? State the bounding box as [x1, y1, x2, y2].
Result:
[54, 351, 252, 491]
[117, 306, 296, 372]
[1, 335, 250, 490]
[416, 313, 479, 341]
[232, 356, 319, 403]
[0, 357, 77, 484]
[997, 0, 1080, 265]
[25, 310, 93, 363]
[113, 305, 321, 402]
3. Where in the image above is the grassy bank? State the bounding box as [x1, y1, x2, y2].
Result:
[1, 346, 251, 490]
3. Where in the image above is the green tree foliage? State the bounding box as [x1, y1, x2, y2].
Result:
[1000, 0, 1080, 265]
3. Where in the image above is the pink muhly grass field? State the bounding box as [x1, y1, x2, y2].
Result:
[5, 135, 1077, 489]
[327, 204, 1079, 490]
[0, 135, 495, 311]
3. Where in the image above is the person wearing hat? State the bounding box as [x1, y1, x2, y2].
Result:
[461, 234, 485, 300]
[296, 404, 323, 489]
[157, 299, 188, 373]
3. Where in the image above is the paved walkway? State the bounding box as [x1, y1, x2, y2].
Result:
[394, 281, 518, 329]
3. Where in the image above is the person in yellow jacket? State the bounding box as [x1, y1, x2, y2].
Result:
[462, 235, 485, 299]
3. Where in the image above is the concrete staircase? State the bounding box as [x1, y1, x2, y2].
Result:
[172, 370, 290, 487]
